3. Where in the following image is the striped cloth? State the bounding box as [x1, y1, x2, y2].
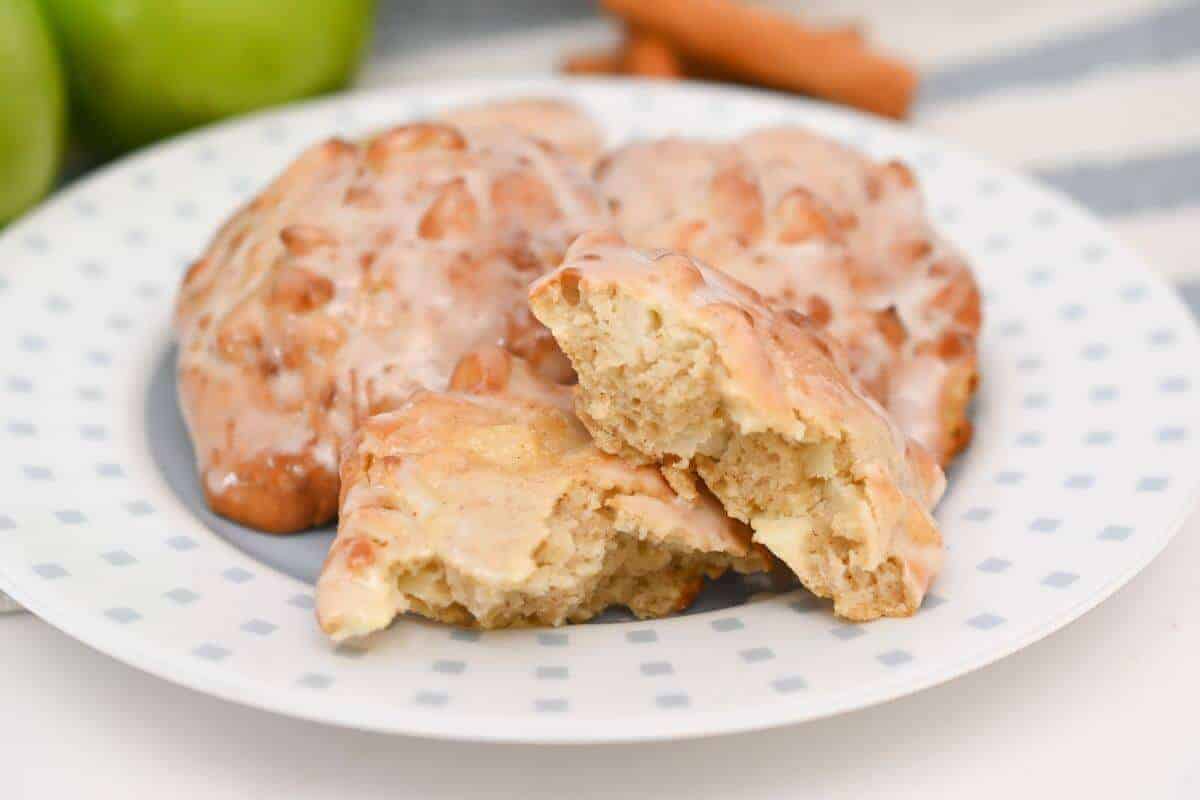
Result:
[5, 0, 1196, 615]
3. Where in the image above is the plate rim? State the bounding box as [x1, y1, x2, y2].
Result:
[2, 75, 1199, 743]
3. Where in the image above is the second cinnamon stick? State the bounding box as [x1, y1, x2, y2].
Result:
[601, 0, 917, 119]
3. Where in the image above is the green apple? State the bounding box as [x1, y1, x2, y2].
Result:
[0, 0, 66, 224]
[42, 0, 376, 154]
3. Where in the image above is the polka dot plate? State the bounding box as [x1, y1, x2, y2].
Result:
[1, 78, 1197, 743]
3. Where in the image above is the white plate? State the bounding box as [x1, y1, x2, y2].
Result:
[2, 78, 1198, 744]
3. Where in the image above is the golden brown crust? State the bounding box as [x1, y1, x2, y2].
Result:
[203, 452, 339, 534]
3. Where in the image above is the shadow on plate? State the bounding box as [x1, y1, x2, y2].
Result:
[145, 345, 792, 622]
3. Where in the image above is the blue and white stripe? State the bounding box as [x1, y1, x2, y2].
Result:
[367, 0, 1200, 283]
[912, 0, 1200, 283]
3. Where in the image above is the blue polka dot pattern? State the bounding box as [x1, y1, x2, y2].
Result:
[0, 80, 1195, 743]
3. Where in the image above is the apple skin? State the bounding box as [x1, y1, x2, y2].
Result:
[42, 0, 376, 154]
[0, 0, 67, 224]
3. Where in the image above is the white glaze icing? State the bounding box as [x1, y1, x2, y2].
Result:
[595, 127, 981, 463]
[175, 111, 607, 531]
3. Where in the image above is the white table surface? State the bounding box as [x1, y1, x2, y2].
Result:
[7, 4, 1200, 796]
[5, 506, 1198, 798]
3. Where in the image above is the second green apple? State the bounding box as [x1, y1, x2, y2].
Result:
[42, 0, 376, 154]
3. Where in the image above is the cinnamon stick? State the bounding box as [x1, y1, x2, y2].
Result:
[600, 0, 917, 119]
[562, 47, 625, 75]
[623, 31, 686, 78]
[562, 33, 686, 79]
